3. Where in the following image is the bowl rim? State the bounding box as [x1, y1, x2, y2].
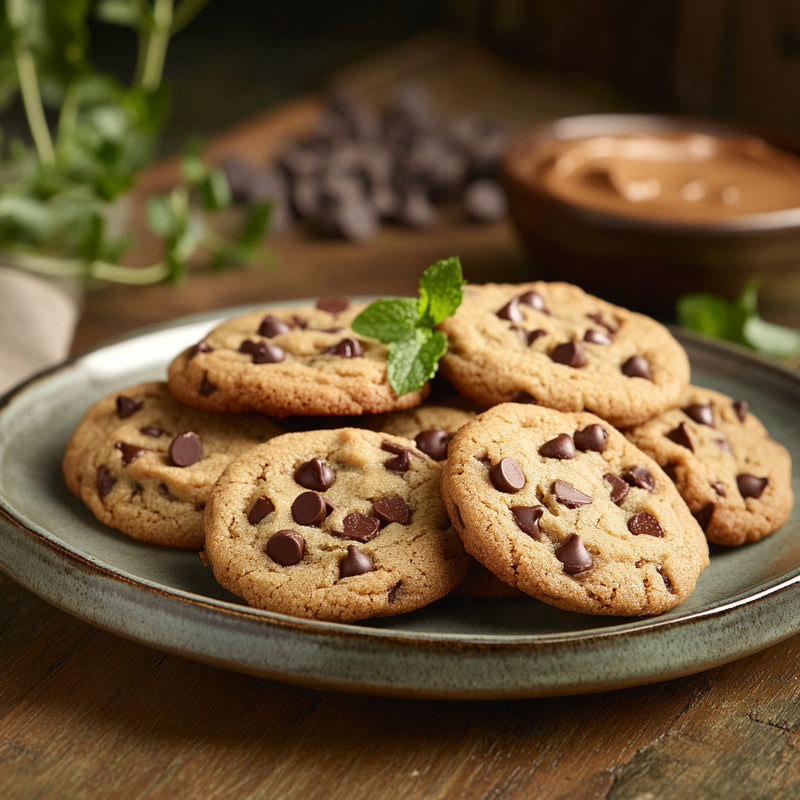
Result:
[502, 113, 800, 236]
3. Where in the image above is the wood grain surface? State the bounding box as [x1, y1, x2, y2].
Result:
[1, 33, 798, 800]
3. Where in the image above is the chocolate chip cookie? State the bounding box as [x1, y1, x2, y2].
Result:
[167, 296, 429, 418]
[436, 282, 690, 427]
[203, 427, 470, 622]
[440, 403, 709, 616]
[625, 385, 793, 546]
[62, 382, 283, 548]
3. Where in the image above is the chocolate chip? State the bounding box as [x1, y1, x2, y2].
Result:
[258, 314, 292, 337]
[248, 495, 275, 525]
[316, 296, 351, 314]
[716, 438, 733, 454]
[291, 491, 332, 526]
[737, 473, 769, 499]
[189, 340, 213, 358]
[382, 441, 410, 472]
[388, 580, 403, 604]
[374, 496, 411, 526]
[116, 395, 143, 419]
[519, 290, 548, 313]
[733, 399, 749, 422]
[539, 433, 575, 459]
[574, 424, 609, 453]
[169, 432, 203, 467]
[550, 340, 587, 368]
[489, 457, 526, 493]
[583, 329, 612, 345]
[326, 337, 363, 358]
[552, 479, 592, 508]
[627, 511, 664, 537]
[414, 428, 449, 460]
[139, 426, 162, 438]
[526, 328, 547, 345]
[694, 504, 714, 531]
[666, 421, 694, 451]
[199, 374, 217, 396]
[621, 355, 652, 380]
[294, 457, 335, 491]
[497, 297, 524, 322]
[339, 544, 374, 578]
[684, 403, 714, 426]
[511, 505, 544, 539]
[96, 465, 115, 498]
[158, 482, 175, 501]
[657, 566, 675, 594]
[114, 441, 145, 466]
[624, 465, 655, 492]
[266, 531, 305, 566]
[587, 311, 617, 332]
[555, 533, 593, 574]
[336, 512, 381, 542]
[252, 340, 286, 364]
[604, 473, 629, 505]
[711, 481, 726, 497]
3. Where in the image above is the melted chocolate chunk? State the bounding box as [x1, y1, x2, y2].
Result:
[266, 531, 305, 566]
[621, 355, 652, 380]
[169, 432, 203, 467]
[114, 441, 145, 466]
[583, 329, 612, 345]
[415, 429, 449, 461]
[489, 457, 526, 493]
[339, 544, 374, 577]
[199, 374, 217, 396]
[555, 533, 593, 574]
[684, 403, 714, 426]
[539, 433, 575, 459]
[666, 421, 694, 452]
[550, 340, 587, 368]
[604, 473, 629, 505]
[497, 297, 524, 322]
[737, 473, 769, 499]
[519, 290, 548, 313]
[326, 337, 363, 358]
[552, 479, 592, 508]
[733, 399, 749, 422]
[511, 505, 544, 539]
[316, 296, 351, 314]
[337, 512, 381, 542]
[382, 441, 410, 472]
[116, 395, 143, 419]
[96, 465, 116, 498]
[627, 511, 664, 537]
[573, 424, 608, 453]
[374, 496, 411, 526]
[291, 491, 332, 526]
[624, 465, 655, 492]
[248, 495, 275, 525]
[294, 457, 335, 491]
[258, 314, 292, 337]
[139, 426, 163, 438]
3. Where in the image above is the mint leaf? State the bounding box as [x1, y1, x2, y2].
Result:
[352, 298, 419, 343]
[387, 329, 448, 395]
[743, 316, 800, 359]
[418, 256, 465, 325]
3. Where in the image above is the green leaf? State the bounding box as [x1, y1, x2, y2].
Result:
[417, 256, 464, 325]
[94, 0, 142, 27]
[351, 298, 419, 343]
[146, 194, 176, 237]
[198, 167, 231, 211]
[239, 200, 272, 247]
[387, 329, 448, 396]
[675, 292, 747, 344]
[743, 316, 800, 359]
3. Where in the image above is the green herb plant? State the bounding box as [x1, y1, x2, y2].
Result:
[677, 278, 800, 360]
[352, 256, 465, 396]
[0, 0, 270, 286]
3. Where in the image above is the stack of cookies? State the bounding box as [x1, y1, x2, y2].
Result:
[62, 281, 793, 622]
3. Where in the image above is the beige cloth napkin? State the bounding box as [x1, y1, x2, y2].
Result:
[0, 268, 81, 394]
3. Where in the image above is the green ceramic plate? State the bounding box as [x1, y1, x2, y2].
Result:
[1, 305, 798, 699]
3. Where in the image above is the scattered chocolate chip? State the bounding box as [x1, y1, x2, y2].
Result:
[189, 340, 213, 358]
[711, 481, 726, 497]
[684, 403, 714, 426]
[139, 426, 162, 438]
[295, 457, 335, 491]
[336, 512, 381, 542]
[291, 491, 332, 526]
[414, 428, 449, 460]
[604, 473, 629, 505]
[583, 329, 612, 345]
[382, 441, 410, 472]
[552, 479, 592, 508]
[511, 505, 544, 539]
[251, 340, 286, 364]
[519, 290, 548, 313]
[248, 495, 275, 525]
[326, 337, 363, 358]
[539, 433, 575, 459]
[169, 432, 203, 467]
[316, 296, 351, 314]
[733, 399, 749, 422]
[374, 496, 411, 526]
[339, 544, 374, 578]
[116, 395, 143, 419]
[96, 465, 115, 498]
[693, 504, 714, 531]
[624, 465, 655, 492]
[258, 314, 292, 337]
[574, 424, 609, 453]
[666, 421, 694, 451]
[550, 340, 587, 367]
[266, 531, 305, 566]
[387, 580, 403, 604]
[737, 473, 769, 499]
[199, 374, 217, 396]
[555, 533, 593, 574]
[497, 297, 524, 322]
[621, 355, 652, 380]
[489, 457, 526, 493]
[114, 441, 145, 466]
[627, 511, 664, 537]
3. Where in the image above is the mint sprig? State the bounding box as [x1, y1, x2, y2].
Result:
[352, 256, 465, 395]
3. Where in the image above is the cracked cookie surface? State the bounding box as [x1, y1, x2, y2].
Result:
[440, 403, 709, 616]
[203, 427, 470, 622]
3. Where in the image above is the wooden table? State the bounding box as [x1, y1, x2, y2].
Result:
[2, 35, 799, 800]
